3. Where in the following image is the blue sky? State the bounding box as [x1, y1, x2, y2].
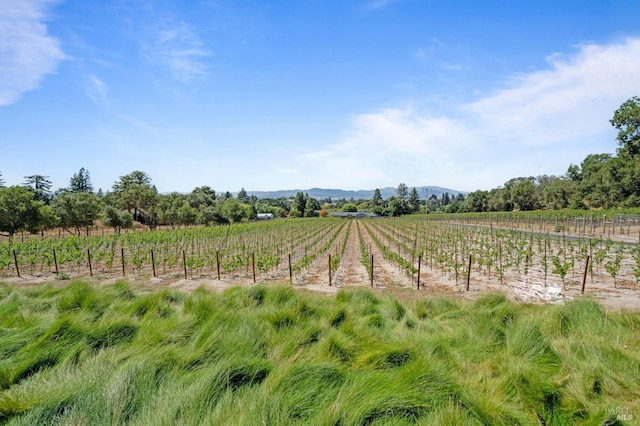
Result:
[2, 0, 640, 194]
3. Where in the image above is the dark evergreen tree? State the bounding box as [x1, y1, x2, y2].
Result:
[237, 188, 249, 203]
[24, 175, 53, 204]
[371, 188, 382, 207]
[396, 183, 408, 200]
[69, 167, 94, 193]
[294, 192, 307, 214]
[408, 187, 420, 213]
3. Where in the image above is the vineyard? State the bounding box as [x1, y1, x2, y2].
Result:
[0, 219, 346, 284]
[2, 215, 640, 309]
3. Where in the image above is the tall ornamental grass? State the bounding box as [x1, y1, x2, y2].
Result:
[0, 280, 638, 425]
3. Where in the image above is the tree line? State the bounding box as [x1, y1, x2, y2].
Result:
[0, 167, 342, 237]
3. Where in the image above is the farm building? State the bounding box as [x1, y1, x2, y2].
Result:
[256, 213, 275, 220]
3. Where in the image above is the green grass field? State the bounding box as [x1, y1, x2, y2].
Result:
[0, 280, 638, 425]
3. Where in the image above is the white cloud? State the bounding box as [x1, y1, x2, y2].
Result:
[295, 38, 640, 191]
[86, 75, 108, 106]
[0, 0, 65, 106]
[292, 107, 474, 190]
[466, 38, 640, 148]
[153, 21, 212, 83]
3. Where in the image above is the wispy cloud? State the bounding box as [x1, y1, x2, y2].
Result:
[413, 38, 468, 72]
[294, 38, 640, 191]
[151, 20, 212, 83]
[85, 75, 108, 106]
[367, 0, 404, 10]
[413, 48, 426, 60]
[0, 0, 65, 106]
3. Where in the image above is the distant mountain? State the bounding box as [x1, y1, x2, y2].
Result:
[246, 186, 466, 200]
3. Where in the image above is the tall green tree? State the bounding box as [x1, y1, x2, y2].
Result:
[68, 167, 94, 193]
[199, 205, 225, 225]
[540, 176, 578, 210]
[408, 187, 420, 213]
[178, 203, 198, 225]
[0, 171, 5, 187]
[102, 205, 134, 233]
[0, 186, 42, 237]
[187, 186, 216, 209]
[610, 96, 640, 158]
[156, 193, 186, 227]
[111, 171, 158, 226]
[396, 183, 408, 200]
[24, 175, 53, 204]
[33, 205, 59, 236]
[304, 197, 321, 217]
[294, 192, 307, 215]
[237, 188, 249, 203]
[508, 177, 540, 211]
[487, 188, 507, 211]
[464, 190, 489, 212]
[386, 197, 405, 216]
[221, 198, 245, 223]
[575, 154, 625, 208]
[52, 191, 102, 236]
[609, 97, 640, 206]
[390, 183, 410, 215]
[371, 188, 382, 208]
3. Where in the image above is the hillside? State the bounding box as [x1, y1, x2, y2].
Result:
[246, 186, 465, 200]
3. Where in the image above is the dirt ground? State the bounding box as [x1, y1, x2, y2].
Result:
[3, 220, 639, 312]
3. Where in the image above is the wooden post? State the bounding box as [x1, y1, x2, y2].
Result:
[417, 255, 421, 290]
[87, 248, 93, 277]
[252, 253, 256, 283]
[288, 253, 292, 284]
[151, 249, 157, 278]
[544, 242, 547, 281]
[581, 255, 590, 295]
[329, 254, 332, 286]
[216, 251, 221, 280]
[183, 250, 188, 279]
[53, 248, 59, 275]
[466, 254, 472, 291]
[370, 254, 374, 287]
[12, 249, 20, 278]
[499, 242, 503, 285]
[121, 248, 126, 276]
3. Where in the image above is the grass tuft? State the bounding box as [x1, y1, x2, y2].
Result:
[0, 279, 639, 424]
